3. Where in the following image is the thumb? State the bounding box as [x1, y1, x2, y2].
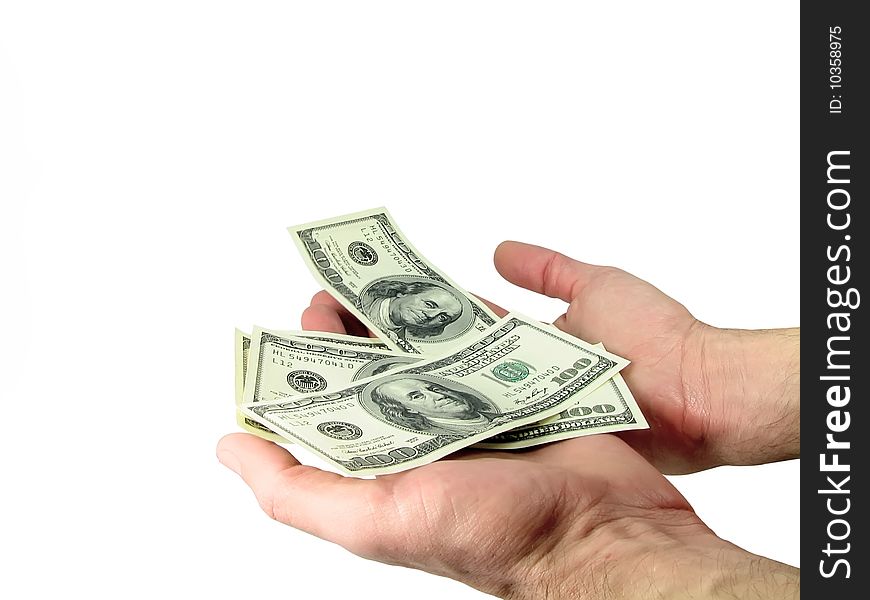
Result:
[216, 433, 380, 551]
[493, 241, 603, 303]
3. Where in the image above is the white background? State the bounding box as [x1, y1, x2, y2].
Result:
[1, 2, 799, 598]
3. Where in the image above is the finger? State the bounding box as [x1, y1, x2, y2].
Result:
[217, 433, 302, 510]
[301, 304, 348, 334]
[216, 433, 383, 552]
[444, 446, 512, 461]
[470, 294, 508, 318]
[309, 290, 346, 310]
[308, 291, 372, 337]
[493, 240, 603, 303]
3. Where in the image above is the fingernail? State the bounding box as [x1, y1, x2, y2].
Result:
[217, 449, 241, 475]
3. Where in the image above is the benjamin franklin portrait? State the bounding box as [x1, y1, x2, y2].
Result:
[363, 375, 503, 435]
[359, 277, 472, 344]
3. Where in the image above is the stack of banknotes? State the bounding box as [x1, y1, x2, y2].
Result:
[235, 208, 648, 476]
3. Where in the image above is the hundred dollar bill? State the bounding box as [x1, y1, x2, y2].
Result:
[235, 329, 288, 442]
[243, 327, 420, 405]
[240, 313, 629, 476]
[288, 207, 500, 354]
[475, 345, 647, 449]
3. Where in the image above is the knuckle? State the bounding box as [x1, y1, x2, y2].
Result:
[256, 489, 279, 522]
[542, 252, 569, 296]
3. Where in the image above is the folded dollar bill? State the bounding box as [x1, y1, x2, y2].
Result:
[288, 207, 499, 354]
[240, 313, 629, 476]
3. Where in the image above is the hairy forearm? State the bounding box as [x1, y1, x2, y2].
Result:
[688, 325, 800, 467]
[639, 540, 800, 600]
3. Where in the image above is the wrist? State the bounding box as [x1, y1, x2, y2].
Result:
[505, 507, 798, 600]
[682, 323, 800, 468]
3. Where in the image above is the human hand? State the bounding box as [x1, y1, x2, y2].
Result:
[218, 430, 798, 599]
[302, 241, 800, 474]
[492, 241, 800, 474]
[219, 283, 800, 598]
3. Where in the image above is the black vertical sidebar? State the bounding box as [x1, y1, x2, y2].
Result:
[802, 1, 868, 597]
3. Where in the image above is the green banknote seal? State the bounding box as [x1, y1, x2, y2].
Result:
[491, 361, 530, 383]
